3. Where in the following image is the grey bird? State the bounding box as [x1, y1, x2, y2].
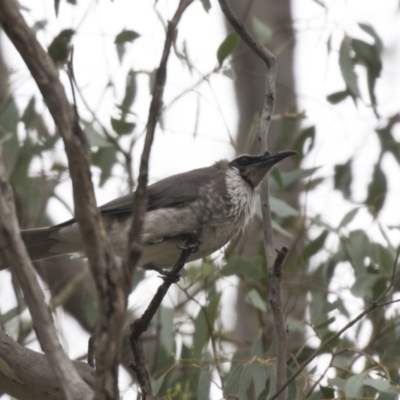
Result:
[0, 150, 296, 271]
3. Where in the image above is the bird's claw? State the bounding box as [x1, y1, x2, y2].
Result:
[143, 263, 181, 283]
[159, 272, 181, 284]
[177, 234, 202, 253]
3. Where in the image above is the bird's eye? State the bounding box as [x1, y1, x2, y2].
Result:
[239, 157, 249, 165]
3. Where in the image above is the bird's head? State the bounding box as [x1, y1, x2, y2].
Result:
[229, 150, 297, 188]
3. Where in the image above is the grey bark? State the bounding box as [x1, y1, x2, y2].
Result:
[0, 329, 95, 400]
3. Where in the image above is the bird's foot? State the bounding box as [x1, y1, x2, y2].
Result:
[143, 263, 181, 283]
[177, 234, 202, 253]
[160, 271, 181, 284]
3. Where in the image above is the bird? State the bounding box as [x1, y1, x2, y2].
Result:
[0, 150, 296, 272]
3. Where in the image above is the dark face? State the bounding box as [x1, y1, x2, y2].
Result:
[230, 151, 297, 187]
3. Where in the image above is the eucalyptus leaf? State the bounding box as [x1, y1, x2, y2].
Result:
[345, 374, 366, 398]
[338, 208, 359, 229]
[198, 369, 212, 400]
[199, 0, 211, 12]
[111, 118, 136, 135]
[339, 36, 360, 97]
[366, 162, 387, 216]
[217, 32, 239, 65]
[223, 364, 243, 397]
[245, 289, 267, 312]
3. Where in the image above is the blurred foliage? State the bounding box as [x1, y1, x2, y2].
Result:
[0, 2, 400, 400]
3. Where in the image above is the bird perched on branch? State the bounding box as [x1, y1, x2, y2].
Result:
[0, 151, 296, 272]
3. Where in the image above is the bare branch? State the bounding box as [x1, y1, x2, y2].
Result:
[269, 247, 289, 399]
[0, 329, 95, 400]
[269, 251, 400, 400]
[217, 0, 284, 397]
[0, 1, 125, 397]
[129, 233, 199, 398]
[0, 156, 93, 400]
[126, 0, 194, 277]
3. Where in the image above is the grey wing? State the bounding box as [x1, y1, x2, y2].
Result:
[99, 166, 215, 216]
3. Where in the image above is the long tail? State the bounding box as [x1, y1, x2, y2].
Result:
[1, 225, 82, 270]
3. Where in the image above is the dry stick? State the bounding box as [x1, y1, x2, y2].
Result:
[269, 247, 289, 379]
[121, 0, 193, 396]
[129, 234, 198, 399]
[126, 0, 193, 276]
[0, 1, 125, 398]
[270, 246, 400, 400]
[0, 157, 92, 400]
[216, 1, 287, 398]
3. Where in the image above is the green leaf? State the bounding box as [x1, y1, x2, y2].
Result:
[54, 0, 60, 16]
[114, 30, 140, 45]
[239, 365, 252, 400]
[266, 363, 277, 398]
[351, 38, 382, 107]
[345, 374, 366, 398]
[280, 167, 320, 188]
[114, 29, 140, 62]
[350, 273, 378, 297]
[314, 316, 335, 330]
[222, 68, 237, 80]
[217, 32, 239, 65]
[359, 23, 383, 53]
[252, 17, 273, 48]
[338, 208, 359, 229]
[199, 0, 211, 12]
[92, 147, 117, 187]
[198, 369, 212, 400]
[377, 393, 399, 400]
[320, 385, 335, 399]
[84, 122, 113, 148]
[110, 118, 135, 135]
[84, 290, 98, 329]
[193, 308, 208, 359]
[370, 243, 395, 274]
[292, 126, 315, 156]
[327, 90, 349, 104]
[302, 230, 328, 261]
[251, 363, 267, 398]
[223, 364, 243, 397]
[364, 378, 391, 392]
[245, 289, 267, 312]
[122, 70, 137, 111]
[33, 20, 48, 32]
[193, 293, 220, 359]
[151, 373, 166, 397]
[160, 307, 174, 354]
[0, 303, 27, 325]
[47, 29, 75, 66]
[269, 196, 298, 218]
[366, 162, 387, 216]
[334, 160, 352, 199]
[347, 230, 370, 274]
[271, 219, 293, 238]
[221, 257, 262, 279]
[0, 96, 20, 134]
[322, 300, 338, 313]
[327, 377, 346, 391]
[339, 36, 360, 97]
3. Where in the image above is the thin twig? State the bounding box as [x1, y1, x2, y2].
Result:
[125, 0, 194, 278]
[217, 1, 284, 398]
[129, 233, 199, 399]
[269, 247, 289, 396]
[269, 248, 400, 400]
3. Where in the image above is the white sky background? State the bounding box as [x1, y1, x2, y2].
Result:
[1, 0, 400, 398]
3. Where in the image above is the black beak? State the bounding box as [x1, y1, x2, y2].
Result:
[255, 150, 297, 166]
